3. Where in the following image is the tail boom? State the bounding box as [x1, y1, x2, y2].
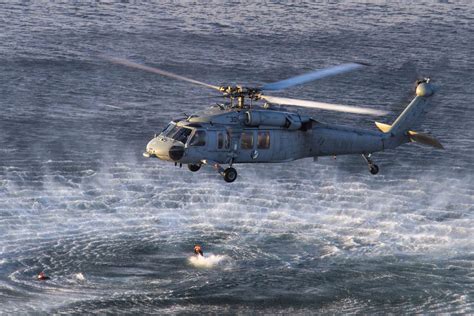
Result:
[374, 79, 443, 150]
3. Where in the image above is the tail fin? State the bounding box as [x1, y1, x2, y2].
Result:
[374, 79, 443, 149]
[386, 79, 436, 135]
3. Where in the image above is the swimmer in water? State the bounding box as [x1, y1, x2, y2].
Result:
[37, 272, 49, 281]
[194, 244, 203, 256]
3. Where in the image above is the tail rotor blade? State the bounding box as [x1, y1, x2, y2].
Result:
[261, 63, 366, 91]
[105, 57, 221, 91]
[261, 95, 388, 116]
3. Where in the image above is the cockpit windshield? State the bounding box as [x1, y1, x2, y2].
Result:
[160, 122, 193, 144]
[161, 123, 176, 137]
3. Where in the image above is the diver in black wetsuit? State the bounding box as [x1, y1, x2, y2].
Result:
[194, 245, 203, 256]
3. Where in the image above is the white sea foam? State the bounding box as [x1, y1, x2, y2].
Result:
[188, 254, 227, 269]
[74, 273, 86, 281]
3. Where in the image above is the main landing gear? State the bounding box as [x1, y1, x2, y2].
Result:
[362, 154, 379, 175]
[223, 167, 237, 183]
[197, 160, 238, 182]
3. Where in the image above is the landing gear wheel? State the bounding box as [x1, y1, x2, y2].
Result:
[369, 164, 379, 175]
[187, 164, 201, 172]
[223, 167, 237, 183]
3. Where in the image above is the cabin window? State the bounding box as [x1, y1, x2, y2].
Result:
[190, 130, 206, 146]
[217, 132, 230, 149]
[240, 132, 254, 149]
[257, 132, 270, 149]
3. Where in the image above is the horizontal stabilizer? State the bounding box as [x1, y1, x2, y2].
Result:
[375, 122, 443, 149]
[408, 131, 444, 149]
[375, 121, 391, 133]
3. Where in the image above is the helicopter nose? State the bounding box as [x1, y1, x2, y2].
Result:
[145, 138, 159, 157]
[145, 137, 185, 161]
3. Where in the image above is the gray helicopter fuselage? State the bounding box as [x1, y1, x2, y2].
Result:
[145, 106, 405, 165]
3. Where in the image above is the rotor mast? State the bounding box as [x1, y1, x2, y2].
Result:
[238, 95, 244, 108]
[218, 85, 256, 109]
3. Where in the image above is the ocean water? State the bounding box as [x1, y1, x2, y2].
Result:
[0, 2, 473, 314]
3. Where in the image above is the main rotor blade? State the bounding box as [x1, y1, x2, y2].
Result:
[105, 57, 221, 91]
[261, 63, 366, 91]
[261, 95, 388, 116]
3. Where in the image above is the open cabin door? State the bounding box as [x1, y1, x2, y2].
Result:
[207, 128, 232, 163]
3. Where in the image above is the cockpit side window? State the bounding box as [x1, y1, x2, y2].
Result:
[190, 130, 206, 146]
[172, 127, 192, 144]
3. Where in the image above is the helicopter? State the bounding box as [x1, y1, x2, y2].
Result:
[108, 57, 443, 182]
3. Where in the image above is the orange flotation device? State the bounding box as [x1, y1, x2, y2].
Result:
[37, 272, 49, 281]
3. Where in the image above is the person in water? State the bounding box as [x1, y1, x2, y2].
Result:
[37, 272, 49, 281]
[194, 244, 203, 256]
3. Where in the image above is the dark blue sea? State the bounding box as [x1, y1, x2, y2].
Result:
[1, 1, 473, 314]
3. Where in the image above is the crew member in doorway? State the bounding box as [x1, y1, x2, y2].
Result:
[194, 244, 203, 256]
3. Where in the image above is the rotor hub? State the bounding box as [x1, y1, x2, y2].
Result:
[219, 86, 261, 99]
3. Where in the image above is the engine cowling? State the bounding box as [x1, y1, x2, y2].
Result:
[244, 110, 305, 130]
[245, 111, 285, 127]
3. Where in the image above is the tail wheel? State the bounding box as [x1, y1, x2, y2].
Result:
[223, 167, 237, 182]
[369, 164, 379, 175]
[188, 164, 201, 172]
